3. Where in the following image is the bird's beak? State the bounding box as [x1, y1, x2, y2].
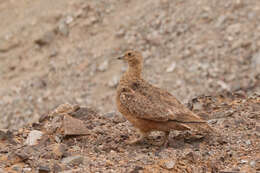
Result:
[117, 55, 124, 60]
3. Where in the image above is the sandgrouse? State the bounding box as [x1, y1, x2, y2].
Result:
[116, 50, 212, 145]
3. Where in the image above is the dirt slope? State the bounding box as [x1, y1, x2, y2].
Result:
[0, 0, 260, 129]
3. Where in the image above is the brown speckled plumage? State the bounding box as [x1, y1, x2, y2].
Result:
[116, 50, 212, 145]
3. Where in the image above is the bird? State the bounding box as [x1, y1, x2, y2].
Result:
[116, 50, 213, 146]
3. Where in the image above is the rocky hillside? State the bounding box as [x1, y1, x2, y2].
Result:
[0, 0, 260, 130]
[0, 0, 260, 172]
[0, 92, 259, 172]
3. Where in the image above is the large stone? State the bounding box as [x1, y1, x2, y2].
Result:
[25, 130, 43, 146]
[63, 115, 90, 135]
[51, 143, 67, 159]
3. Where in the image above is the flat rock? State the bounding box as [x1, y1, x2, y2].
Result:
[63, 115, 90, 135]
[61, 155, 84, 166]
[0, 38, 20, 52]
[38, 165, 51, 173]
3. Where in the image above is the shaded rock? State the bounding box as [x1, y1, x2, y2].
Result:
[53, 163, 62, 173]
[25, 130, 43, 146]
[0, 38, 20, 52]
[0, 129, 13, 140]
[61, 155, 84, 166]
[6, 152, 23, 165]
[15, 148, 30, 161]
[34, 30, 55, 46]
[63, 115, 89, 135]
[50, 143, 67, 159]
[38, 165, 51, 173]
[68, 107, 97, 120]
[130, 166, 144, 173]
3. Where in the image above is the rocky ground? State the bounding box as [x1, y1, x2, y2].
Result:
[0, 0, 260, 172]
[0, 92, 259, 172]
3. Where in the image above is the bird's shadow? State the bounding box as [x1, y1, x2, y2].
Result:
[125, 131, 206, 151]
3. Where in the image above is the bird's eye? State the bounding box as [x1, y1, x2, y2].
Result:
[127, 52, 132, 56]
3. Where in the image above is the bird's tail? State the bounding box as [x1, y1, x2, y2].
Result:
[178, 121, 214, 135]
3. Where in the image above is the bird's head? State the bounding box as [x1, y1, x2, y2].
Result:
[117, 50, 143, 67]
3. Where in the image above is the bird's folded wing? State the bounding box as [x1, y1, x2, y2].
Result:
[120, 88, 206, 123]
[167, 108, 206, 123]
[119, 91, 172, 121]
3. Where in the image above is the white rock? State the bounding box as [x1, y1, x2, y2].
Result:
[217, 80, 230, 91]
[98, 60, 109, 72]
[240, 159, 248, 164]
[58, 21, 69, 36]
[250, 160, 256, 167]
[65, 16, 74, 24]
[25, 130, 43, 146]
[108, 75, 119, 88]
[166, 62, 176, 72]
[161, 160, 175, 170]
[245, 140, 251, 145]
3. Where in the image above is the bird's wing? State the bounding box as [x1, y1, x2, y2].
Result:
[135, 81, 207, 123]
[156, 88, 207, 123]
[119, 89, 173, 121]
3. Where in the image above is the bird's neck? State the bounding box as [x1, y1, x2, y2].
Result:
[126, 64, 142, 79]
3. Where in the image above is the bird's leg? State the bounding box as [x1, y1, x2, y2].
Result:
[127, 131, 149, 145]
